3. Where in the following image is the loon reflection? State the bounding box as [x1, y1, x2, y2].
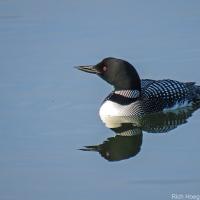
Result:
[81, 104, 200, 161]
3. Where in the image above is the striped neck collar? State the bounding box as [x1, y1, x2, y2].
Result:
[114, 90, 140, 98]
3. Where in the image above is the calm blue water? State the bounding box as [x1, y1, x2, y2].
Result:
[0, 1, 200, 199]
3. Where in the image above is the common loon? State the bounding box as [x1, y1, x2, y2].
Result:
[76, 57, 200, 117]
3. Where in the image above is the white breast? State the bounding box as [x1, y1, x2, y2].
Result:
[99, 100, 122, 117]
[99, 100, 143, 119]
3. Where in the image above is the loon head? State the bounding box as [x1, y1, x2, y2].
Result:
[76, 57, 141, 91]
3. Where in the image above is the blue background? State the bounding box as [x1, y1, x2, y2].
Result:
[0, 1, 200, 199]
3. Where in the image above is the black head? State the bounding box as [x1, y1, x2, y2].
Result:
[76, 57, 141, 91]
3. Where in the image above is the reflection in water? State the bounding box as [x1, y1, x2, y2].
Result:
[81, 104, 200, 161]
[81, 126, 142, 161]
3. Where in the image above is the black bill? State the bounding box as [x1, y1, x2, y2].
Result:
[75, 65, 100, 74]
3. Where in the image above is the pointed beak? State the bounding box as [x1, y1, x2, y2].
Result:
[79, 145, 99, 152]
[75, 65, 100, 74]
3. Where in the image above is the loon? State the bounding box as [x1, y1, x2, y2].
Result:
[76, 57, 200, 117]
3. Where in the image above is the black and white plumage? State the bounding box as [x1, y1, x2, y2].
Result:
[76, 57, 200, 117]
[99, 79, 200, 117]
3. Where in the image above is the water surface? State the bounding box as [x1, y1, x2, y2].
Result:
[0, 1, 200, 199]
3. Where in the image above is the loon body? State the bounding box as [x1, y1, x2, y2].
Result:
[76, 57, 200, 117]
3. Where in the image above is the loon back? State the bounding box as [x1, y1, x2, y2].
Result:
[141, 79, 200, 113]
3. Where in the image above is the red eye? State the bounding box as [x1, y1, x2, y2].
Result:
[103, 66, 107, 72]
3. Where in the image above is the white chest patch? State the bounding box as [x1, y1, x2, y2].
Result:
[99, 100, 142, 118]
[99, 100, 121, 117]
